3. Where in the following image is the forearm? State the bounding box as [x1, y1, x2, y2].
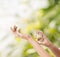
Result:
[48, 43, 60, 57]
[28, 38, 51, 57]
[11, 26, 52, 57]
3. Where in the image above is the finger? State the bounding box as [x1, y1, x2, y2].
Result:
[36, 30, 43, 36]
[10, 27, 15, 32]
[10, 26, 17, 32]
[17, 28, 21, 33]
[14, 25, 17, 30]
[37, 37, 44, 42]
[13, 25, 17, 32]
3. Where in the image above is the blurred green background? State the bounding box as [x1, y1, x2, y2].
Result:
[0, 0, 60, 57]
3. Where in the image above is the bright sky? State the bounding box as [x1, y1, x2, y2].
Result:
[0, 0, 49, 57]
[0, 0, 49, 37]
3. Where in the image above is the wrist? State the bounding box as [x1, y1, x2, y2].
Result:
[27, 37, 33, 41]
[47, 42, 53, 48]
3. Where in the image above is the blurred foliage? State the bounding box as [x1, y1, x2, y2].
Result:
[0, 0, 60, 57]
[20, 0, 60, 57]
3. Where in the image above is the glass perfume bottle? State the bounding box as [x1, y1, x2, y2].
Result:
[32, 31, 44, 44]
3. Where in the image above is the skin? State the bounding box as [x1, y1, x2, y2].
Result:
[11, 26, 51, 57]
[35, 31, 60, 57]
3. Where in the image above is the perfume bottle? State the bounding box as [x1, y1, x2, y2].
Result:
[32, 31, 44, 43]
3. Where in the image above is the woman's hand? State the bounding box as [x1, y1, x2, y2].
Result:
[34, 30, 52, 47]
[11, 25, 32, 40]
